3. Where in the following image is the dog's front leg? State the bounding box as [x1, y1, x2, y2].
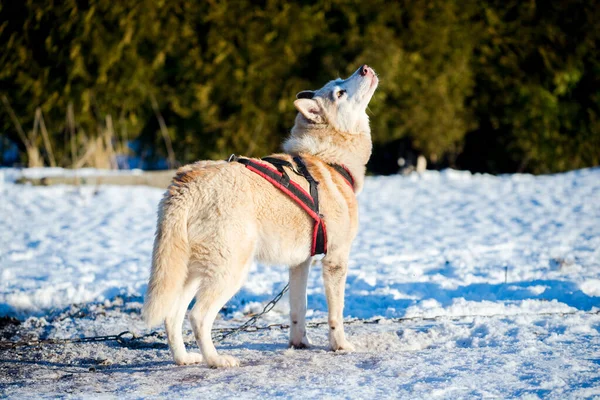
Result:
[322, 257, 355, 352]
[289, 258, 311, 348]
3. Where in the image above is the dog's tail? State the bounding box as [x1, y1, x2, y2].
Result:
[142, 196, 190, 327]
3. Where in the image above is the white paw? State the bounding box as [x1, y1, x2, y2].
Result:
[206, 354, 240, 368]
[174, 352, 204, 365]
[331, 340, 356, 352]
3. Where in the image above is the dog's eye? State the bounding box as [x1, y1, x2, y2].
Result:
[336, 90, 346, 98]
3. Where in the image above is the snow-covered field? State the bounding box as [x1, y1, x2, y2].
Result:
[1, 167, 599, 398]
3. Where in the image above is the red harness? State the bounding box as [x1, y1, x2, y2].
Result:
[230, 155, 354, 256]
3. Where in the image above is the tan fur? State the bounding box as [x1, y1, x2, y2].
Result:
[142, 65, 378, 367]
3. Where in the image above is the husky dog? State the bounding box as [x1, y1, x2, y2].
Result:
[142, 65, 379, 368]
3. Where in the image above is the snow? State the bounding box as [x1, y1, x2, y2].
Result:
[1, 167, 600, 398]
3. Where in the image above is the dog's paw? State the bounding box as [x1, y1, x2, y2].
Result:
[289, 336, 311, 349]
[206, 355, 240, 368]
[331, 340, 356, 353]
[174, 352, 204, 365]
[290, 331, 311, 349]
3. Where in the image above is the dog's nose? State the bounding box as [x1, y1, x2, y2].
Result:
[360, 65, 369, 76]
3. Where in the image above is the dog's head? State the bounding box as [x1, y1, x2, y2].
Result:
[293, 65, 378, 135]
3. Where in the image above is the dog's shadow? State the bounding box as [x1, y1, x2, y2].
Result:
[219, 341, 329, 353]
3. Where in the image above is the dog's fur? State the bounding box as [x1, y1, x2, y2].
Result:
[142, 65, 379, 368]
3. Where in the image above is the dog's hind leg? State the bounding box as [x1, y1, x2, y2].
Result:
[165, 276, 203, 365]
[189, 258, 252, 368]
[289, 258, 311, 348]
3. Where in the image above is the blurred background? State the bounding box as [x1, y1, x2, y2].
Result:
[1, 0, 599, 175]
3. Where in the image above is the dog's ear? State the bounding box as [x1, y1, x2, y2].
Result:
[296, 90, 315, 99]
[294, 99, 323, 124]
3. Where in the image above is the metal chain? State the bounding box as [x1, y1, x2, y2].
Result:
[0, 283, 290, 350]
[0, 330, 140, 350]
[1, 285, 599, 351]
[211, 283, 289, 342]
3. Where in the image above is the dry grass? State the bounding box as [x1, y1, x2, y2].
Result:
[2, 96, 128, 170]
[2, 94, 181, 170]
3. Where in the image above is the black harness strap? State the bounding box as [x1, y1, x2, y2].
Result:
[292, 156, 325, 256]
[293, 156, 320, 213]
[329, 163, 355, 190]
[263, 156, 354, 191]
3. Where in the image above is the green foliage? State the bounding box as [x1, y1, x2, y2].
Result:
[1, 0, 598, 173]
[468, 0, 600, 173]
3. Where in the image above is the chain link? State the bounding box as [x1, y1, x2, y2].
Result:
[211, 283, 289, 342]
[0, 330, 135, 350]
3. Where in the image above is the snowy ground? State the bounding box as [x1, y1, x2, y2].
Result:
[1, 167, 599, 398]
